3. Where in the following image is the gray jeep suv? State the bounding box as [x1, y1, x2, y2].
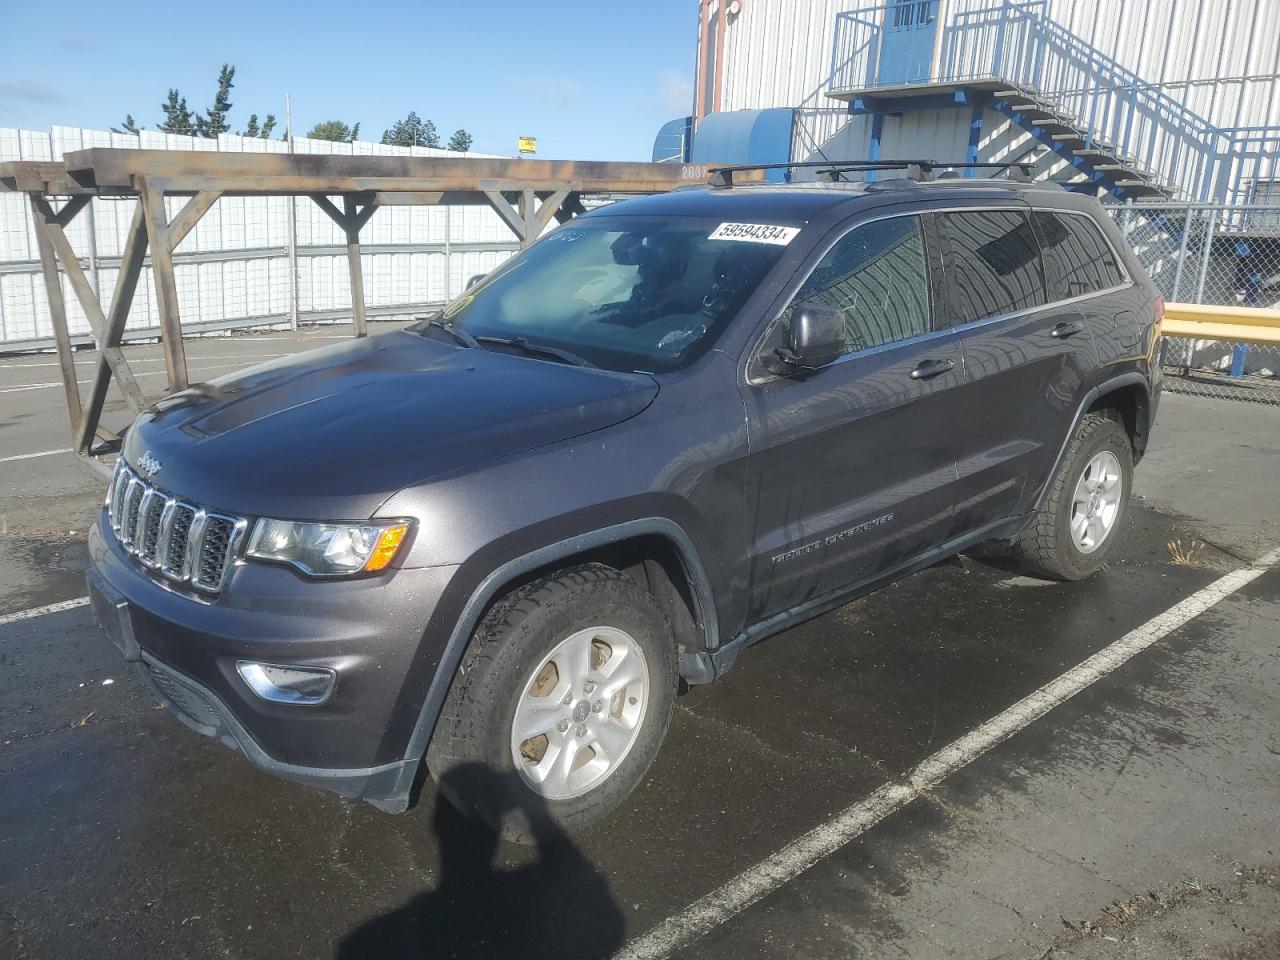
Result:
[88, 164, 1162, 839]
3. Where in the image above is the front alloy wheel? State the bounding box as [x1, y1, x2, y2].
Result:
[427, 563, 677, 843]
[511, 626, 650, 800]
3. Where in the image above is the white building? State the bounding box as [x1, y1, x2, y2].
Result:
[686, 0, 1280, 204]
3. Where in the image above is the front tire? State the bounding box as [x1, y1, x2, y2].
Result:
[427, 563, 677, 843]
[1011, 413, 1134, 581]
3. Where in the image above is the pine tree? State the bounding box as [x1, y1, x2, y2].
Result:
[381, 111, 439, 148]
[421, 116, 439, 148]
[195, 64, 236, 138]
[158, 90, 195, 135]
[112, 114, 143, 135]
[237, 109, 276, 139]
[446, 128, 473, 152]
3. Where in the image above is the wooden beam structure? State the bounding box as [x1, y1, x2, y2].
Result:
[0, 150, 733, 475]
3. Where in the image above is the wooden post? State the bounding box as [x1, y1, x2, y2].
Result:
[138, 177, 189, 392]
[29, 197, 82, 435]
[531, 188, 571, 236]
[553, 193, 587, 224]
[31, 196, 146, 413]
[342, 195, 368, 337]
[518, 189, 536, 246]
[313, 194, 376, 338]
[482, 189, 528, 243]
[79, 201, 150, 455]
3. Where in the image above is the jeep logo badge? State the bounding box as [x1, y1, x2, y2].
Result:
[137, 451, 162, 478]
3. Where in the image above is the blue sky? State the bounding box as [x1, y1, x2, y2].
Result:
[0, 0, 698, 160]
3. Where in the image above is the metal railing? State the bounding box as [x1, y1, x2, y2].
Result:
[829, 2, 932, 91]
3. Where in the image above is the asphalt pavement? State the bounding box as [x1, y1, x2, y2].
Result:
[1, 328, 1278, 960]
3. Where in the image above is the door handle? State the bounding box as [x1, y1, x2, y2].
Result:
[1051, 320, 1087, 339]
[909, 358, 955, 380]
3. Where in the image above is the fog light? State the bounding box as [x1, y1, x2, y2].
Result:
[237, 661, 336, 705]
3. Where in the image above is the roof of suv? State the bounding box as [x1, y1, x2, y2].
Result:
[588, 177, 1085, 224]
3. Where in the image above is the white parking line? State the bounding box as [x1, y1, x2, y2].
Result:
[0, 380, 65, 394]
[0, 354, 286, 371]
[0, 447, 73, 464]
[0, 597, 89, 628]
[616, 546, 1280, 960]
[0, 360, 261, 394]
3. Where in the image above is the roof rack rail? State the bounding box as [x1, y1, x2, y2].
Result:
[706, 159, 936, 188]
[704, 159, 1037, 189]
[928, 161, 1035, 182]
[815, 161, 938, 183]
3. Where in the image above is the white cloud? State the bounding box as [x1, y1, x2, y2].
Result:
[656, 68, 694, 117]
[0, 80, 65, 105]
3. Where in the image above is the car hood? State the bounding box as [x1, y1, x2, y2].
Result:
[123, 331, 658, 520]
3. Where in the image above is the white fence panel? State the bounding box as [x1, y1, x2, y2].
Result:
[0, 124, 519, 350]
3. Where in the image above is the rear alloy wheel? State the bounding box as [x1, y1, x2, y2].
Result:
[1068, 450, 1124, 554]
[428, 563, 677, 843]
[1011, 412, 1134, 581]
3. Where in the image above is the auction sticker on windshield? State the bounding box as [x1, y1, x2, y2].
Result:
[708, 222, 801, 245]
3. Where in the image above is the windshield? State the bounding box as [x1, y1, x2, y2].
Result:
[410, 214, 796, 373]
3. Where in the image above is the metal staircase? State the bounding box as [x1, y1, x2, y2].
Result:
[809, 0, 1265, 203]
[989, 85, 1175, 198]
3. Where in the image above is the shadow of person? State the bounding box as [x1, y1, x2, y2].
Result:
[337, 763, 626, 960]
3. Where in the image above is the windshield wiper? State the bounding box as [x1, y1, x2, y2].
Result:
[474, 335, 595, 368]
[424, 317, 480, 349]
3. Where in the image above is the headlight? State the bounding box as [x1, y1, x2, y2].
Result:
[246, 518, 412, 577]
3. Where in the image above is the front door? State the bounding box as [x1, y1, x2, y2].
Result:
[741, 212, 966, 624]
[878, 0, 939, 86]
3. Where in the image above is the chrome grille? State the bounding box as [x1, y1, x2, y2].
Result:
[194, 516, 236, 591]
[122, 481, 145, 547]
[107, 460, 247, 595]
[163, 504, 197, 579]
[137, 492, 166, 565]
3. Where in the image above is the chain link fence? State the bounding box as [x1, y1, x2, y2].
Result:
[1106, 202, 1280, 405]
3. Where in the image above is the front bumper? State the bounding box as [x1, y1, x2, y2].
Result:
[87, 513, 457, 811]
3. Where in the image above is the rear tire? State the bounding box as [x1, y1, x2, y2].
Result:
[427, 563, 677, 844]
[1011, 413, 1133, 581]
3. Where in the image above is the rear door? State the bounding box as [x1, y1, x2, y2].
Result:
[740, 211, 967, 624]
[1031, 209, 1136, 363]
[936, 205, 1099, 534]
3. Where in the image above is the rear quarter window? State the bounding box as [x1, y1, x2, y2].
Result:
[1032, 211, 1127, 301]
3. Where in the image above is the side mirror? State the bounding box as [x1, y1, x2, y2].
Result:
[777, 302, 846, 371]
[465, 273, 486, 290]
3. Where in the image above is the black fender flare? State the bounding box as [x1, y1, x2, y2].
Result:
[1031, 371, 1151, 514]
[383, 517, 718, 807]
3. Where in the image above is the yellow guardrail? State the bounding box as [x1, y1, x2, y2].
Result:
[1163, 302, 1280, 345]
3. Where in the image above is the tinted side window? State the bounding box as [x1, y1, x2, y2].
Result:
[938, 210, 1046, 323]
[766, 215, 933, 359]
[1033, 211, 1126, 300]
